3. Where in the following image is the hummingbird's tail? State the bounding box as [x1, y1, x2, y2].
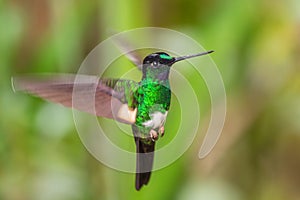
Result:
[134, 137, 155, 190]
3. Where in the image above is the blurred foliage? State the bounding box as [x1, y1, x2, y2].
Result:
[1, 0, 300, 200]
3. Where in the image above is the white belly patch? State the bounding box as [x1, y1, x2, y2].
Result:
[142, 111, 168, 129]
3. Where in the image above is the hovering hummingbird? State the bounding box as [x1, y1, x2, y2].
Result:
[12, 42, 213, 190]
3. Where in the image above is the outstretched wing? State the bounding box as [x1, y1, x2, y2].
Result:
[111, 34, 143, 69]
[12, 74, 138, 124]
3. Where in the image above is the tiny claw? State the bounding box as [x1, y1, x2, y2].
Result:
[150, 129, 158, 141]
[159, 126, 165, 137]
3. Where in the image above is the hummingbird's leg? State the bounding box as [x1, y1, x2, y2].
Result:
[158, 126, 165, 137]
[149, 129, 158, 141]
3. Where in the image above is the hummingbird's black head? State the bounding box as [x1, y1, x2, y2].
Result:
[141, 50, 214, 80]
[142, 52, 175, 80]
[142, 52, 175, 66]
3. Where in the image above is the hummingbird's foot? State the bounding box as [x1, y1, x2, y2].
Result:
[158, 126, 165, 137]
[149, 129, 158, 141]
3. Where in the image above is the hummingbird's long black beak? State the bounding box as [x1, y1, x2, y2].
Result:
[172, 50, 214, 64]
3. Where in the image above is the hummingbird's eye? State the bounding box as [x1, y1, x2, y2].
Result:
[152, 60, 158, 67]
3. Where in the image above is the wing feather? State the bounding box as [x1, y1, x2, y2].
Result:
[12, 74, 138, 124]
[111, 34, 143, 69]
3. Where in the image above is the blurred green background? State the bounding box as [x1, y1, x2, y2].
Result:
[1, 0, 300, 199]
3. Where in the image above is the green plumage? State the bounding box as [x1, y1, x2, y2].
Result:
[135, 79, 171, 131]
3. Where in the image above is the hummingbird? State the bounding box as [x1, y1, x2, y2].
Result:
[12, 47, 213, 190]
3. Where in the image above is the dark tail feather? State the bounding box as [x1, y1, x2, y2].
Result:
[135, 137, 155, 191]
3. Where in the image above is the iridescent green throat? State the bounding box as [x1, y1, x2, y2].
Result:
[135, 78, 171, 126]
